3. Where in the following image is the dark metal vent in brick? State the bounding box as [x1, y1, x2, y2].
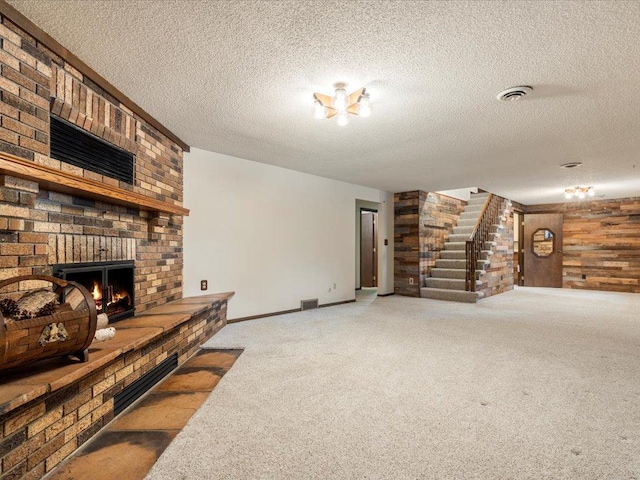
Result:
[114, 353, 178, 416]
[50, 115, 134, 184]
[301, 298, 319, 310]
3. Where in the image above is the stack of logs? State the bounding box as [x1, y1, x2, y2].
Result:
[0, 275, 98, 372]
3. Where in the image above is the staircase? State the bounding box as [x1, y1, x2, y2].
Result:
[421, 192, 502, 303]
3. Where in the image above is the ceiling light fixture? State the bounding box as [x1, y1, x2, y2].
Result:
[313, 86, 371, 126]
[564, 186, 595, 199]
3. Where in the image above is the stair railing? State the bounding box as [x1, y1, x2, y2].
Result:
[465, 194, 502, 291]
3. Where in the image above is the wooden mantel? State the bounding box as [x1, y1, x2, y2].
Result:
[0, 151, 190, 216]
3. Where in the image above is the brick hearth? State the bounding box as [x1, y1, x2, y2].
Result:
[0, 293, 233, 480]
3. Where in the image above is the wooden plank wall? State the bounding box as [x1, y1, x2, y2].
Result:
[477, 197, 514, 298]
[394, 191, 421, 296]
[419, 192, 466, 285]
[526, 197, 640, 293]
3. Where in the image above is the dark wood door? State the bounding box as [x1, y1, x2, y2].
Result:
[524, 213, 563, 287]
[360, 211, 377, 287]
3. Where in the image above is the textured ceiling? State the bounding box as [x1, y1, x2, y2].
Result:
[8, 0, 640, 204]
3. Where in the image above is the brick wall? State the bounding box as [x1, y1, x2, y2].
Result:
[526, 197, 640, 293]
[0, 15, 184, 312]
[0, 298, 228, 480]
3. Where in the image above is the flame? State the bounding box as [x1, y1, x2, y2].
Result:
[91, 281, 102, 301]
[114, 290, 129, 303]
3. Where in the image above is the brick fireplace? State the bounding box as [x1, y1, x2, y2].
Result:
[0, 12, 185, 311]
[54, 260, 135, 321]
[0, 8, 235, 480]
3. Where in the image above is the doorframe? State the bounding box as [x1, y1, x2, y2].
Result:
[522, 212, 564, 288]
[359, 207, 378, 289]
[513, 208, 525, 286]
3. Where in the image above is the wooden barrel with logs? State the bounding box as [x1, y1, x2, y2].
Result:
[0, 275, 97, 372]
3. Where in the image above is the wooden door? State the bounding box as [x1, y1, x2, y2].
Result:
[523, 213, 563, 287]
[360, 211, 377, 287]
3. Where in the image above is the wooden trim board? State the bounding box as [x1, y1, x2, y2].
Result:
[0, 151, 189, 215]
[227, 308, 301, 324]
[318, 299, 356, 308]
[228, 299, 357, 323]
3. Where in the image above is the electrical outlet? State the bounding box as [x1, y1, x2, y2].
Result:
[409, 278, 414, 285]
[200, 280, 208, 291]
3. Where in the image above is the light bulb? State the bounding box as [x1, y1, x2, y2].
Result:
[314, 100, 326, 119]
[358, 94, 371, 117]
[577, 189, 586, 199]
[337, 112, 349, 126]
[334, 88, 348, 112]
[564, 189, 573, 199]
[588, 187, 595, 196]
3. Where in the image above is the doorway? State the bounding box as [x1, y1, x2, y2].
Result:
[514, 210, 524, 286]
[360, 209, 378, 288]
[523, 213, 563, 287]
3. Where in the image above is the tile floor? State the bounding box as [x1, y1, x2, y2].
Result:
[46, 348, 243, 480]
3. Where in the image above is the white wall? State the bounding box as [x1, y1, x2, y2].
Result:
[183, 148, 393, 319]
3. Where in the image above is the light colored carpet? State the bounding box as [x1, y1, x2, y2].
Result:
[146, 287, 640, 479]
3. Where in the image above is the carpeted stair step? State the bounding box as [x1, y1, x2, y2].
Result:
[439, 249, 493, 260]
[467, 197, 489, 206]
[464, 202, 484, 212]
[452, 226, 474, 235]
[443, 242, 466, 250]
[460, 211, 483, 220]
[431, 268, 485, 279]
[424, 278, 476, 291]
[457, 218, 477, 227]
[462, 205, 482, 217]
[440, 250, 466, 259]
[448, 233, 472, 242]
[435, 259, 488, 270]
[420, 287, 483, 303]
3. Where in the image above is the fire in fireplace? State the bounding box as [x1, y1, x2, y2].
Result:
[54, 261, 135, 322]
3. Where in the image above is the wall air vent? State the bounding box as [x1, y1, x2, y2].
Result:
[50, 115, 134, 184]
[301, 299, 319, 310]
[114, 352, 178, 416]
[496, 86, 533, 102]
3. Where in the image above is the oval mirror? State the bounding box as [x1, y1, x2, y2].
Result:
[532, 228, 554, 257]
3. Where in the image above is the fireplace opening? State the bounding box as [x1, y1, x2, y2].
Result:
[54, 261, 135, 322]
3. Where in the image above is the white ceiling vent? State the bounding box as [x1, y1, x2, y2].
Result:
[496, 86, 533, 101]
[560, 162, 582, 169]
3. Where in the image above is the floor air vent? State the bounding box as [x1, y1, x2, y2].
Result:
[114, 352, 178, 416]
[301, 299, 319, 310]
